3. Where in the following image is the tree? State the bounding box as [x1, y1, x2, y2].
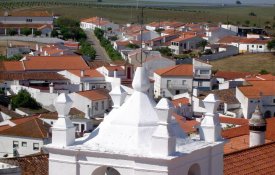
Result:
[156, 47, 172, 57]
[51, 29, 59, 37]
[245, 20, 251, 26]
[127, 43, 140, 49]
[11, 89, 41, 110]
[236, 0, 242, 5]
[21, 27, 32, 36]
[267, 39, 275, 51]
[79, 41, 96, 60]
[259, 69, 269, 75]
[7, 29, 18, 36]
[249, 12, 256, 17]
[198, 40, 208, 51]
[34, 30, 42, 36]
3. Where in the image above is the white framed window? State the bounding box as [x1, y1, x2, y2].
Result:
[22, 142, 27, 147]
[33, 143, 39, 151]
[13, 141, 19, 148]
[182, 80, 186, 85]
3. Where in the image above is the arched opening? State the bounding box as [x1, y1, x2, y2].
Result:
[188, 163, 201, 175]
[264, 111, 272, 118]
[92, 166, 120, 175]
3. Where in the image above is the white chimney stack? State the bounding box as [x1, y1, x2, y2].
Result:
[199, 94, 222, 142]
[52, 93, 75, 147]
[249, 105, 266, 147]
[81, 70, 85, 77]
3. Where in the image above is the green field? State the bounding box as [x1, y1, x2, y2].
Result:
[211, 53, 275, 74]
[0, 2, 274, 29]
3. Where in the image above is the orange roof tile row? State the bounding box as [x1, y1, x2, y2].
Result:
[238, 81, 275, 98]
[173, 113, 199, 134]
[0, 117, 51, 139]
[68, 69, 103, 78]
[224, 142, 275, 175]
[77, 89, 110, 101]
[215, 71, 252, 80]
[155, 64, 193, 77]
[172, 97, 190, 106]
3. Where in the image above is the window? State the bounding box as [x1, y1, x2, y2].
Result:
[252, 45, 254, 48]
[95, 102, 98, 111]
[13, 141, 19, 148]
[74, 123, 79, 131]
[273, 99, 275, 103]
[259, 45, 263, 48]
[26, 18, 32, 22]
[102, 101, 105, 110]
[22, 142, 27, 147]
[198, 81, 203, 87]
[200, 70, 210, 74]
[182, 80, 186, 85]
[33, 143, 39, 151]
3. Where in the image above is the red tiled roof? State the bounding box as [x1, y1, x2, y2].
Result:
[23, 56, 89, 71]
[222, 125, 249, 139]
[77, 89, 110, 101]
[81, 17, 110, 26]
[68, 69, 103, 78]
[155, 64, 193, 76]
[0, 72, 67, 81]
[0, 118, 51, 139]
[0, 125, 11, 131]
[174, 113, 199, 134]
[172, 97, 189, 106]
[215, 71, 252, 80]
[238, 81, 275, 98]
[220, 116, 248, 126]
[171, 34, 197, 42]
[104, 65, 124, 71]
[0, 61, 24, 72]
[224, 142, 275, 175]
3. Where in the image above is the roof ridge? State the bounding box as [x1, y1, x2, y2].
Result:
[34, 118, 46, 138]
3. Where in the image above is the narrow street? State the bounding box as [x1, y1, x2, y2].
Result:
[85, 31, 111, 62]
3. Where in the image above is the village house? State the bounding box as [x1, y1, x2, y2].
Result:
[0, 11, 53, 36]
[0, 117, 51, 158]
[80, 17, 119, 31]
[236, 80, 275, 119]
[170, 33, 203, 54]
[154, 64, 193, 98]
[218, 35, 271, 53]
[221, 24, 265, 37]
[69, 89, 111, 119]
[204, 26, 237, 44]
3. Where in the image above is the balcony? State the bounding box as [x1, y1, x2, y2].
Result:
[167, 83, 189, 90]
[194, 74, 211, 79]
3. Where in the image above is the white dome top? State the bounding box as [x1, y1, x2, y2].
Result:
[249, 105, 266, 126]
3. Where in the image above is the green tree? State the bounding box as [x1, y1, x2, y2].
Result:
[156, 47, 172, 57]
[79, 41, 96, 60]
[267, 39, 275, 51]
[259, 69, 269, 75]
[127, 43, 140, 49]
[34, 30, 42, 36]
[11, 89, 41, 110]
[198, 40, 208, 51]
[51, 29, 59, 37]
[244, 20, 250, 26]
[21, 28, 32, 36]
[7, 29, 18, 36]
[236, 0, 242, 5]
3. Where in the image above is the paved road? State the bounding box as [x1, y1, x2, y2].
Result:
[85, 31, 111, 62]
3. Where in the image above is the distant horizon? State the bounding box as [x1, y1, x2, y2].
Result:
[140, 0, 275, 5]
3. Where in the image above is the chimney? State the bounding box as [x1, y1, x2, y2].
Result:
[199, 94, 222, 142]
[249, 105, 266, 147]
[81, 70, 85, 77]
[85, 105, 91, 119]
[109, 85, 127, 108]
[49, 83, 54, 93]
[151, 98, 176, 156]
[114, 69, 118, 78]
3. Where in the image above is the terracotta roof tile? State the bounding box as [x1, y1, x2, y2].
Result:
[68, 69, 103, 78]
[77, 89, 110, 101]
[0, 61, 24, 72]
[238, 81, 275, 98]
[104, 65, 124, 71]
[199, 89, 239, 104]
[173, 113, 199, 134]
[0, 153, 49, 175]
[23, 56, 89, 71]
[215, 71, 252, 80]
[0, 118, 51, 139]
[220, 116, 248, 125]
[155, 64, 193, 76]
[0, 72, 67, 81]
[224, 142, 275, 175]
[172, 97, 190, 106]
[222, 125, 249, 139]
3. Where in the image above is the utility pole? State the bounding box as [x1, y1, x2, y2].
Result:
[140, 7, 144, 66]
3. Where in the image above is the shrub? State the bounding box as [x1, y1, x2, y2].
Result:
[21, 28, 32, 36]
[259, 69, 269, 75]
[11, 89, 41, 110]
